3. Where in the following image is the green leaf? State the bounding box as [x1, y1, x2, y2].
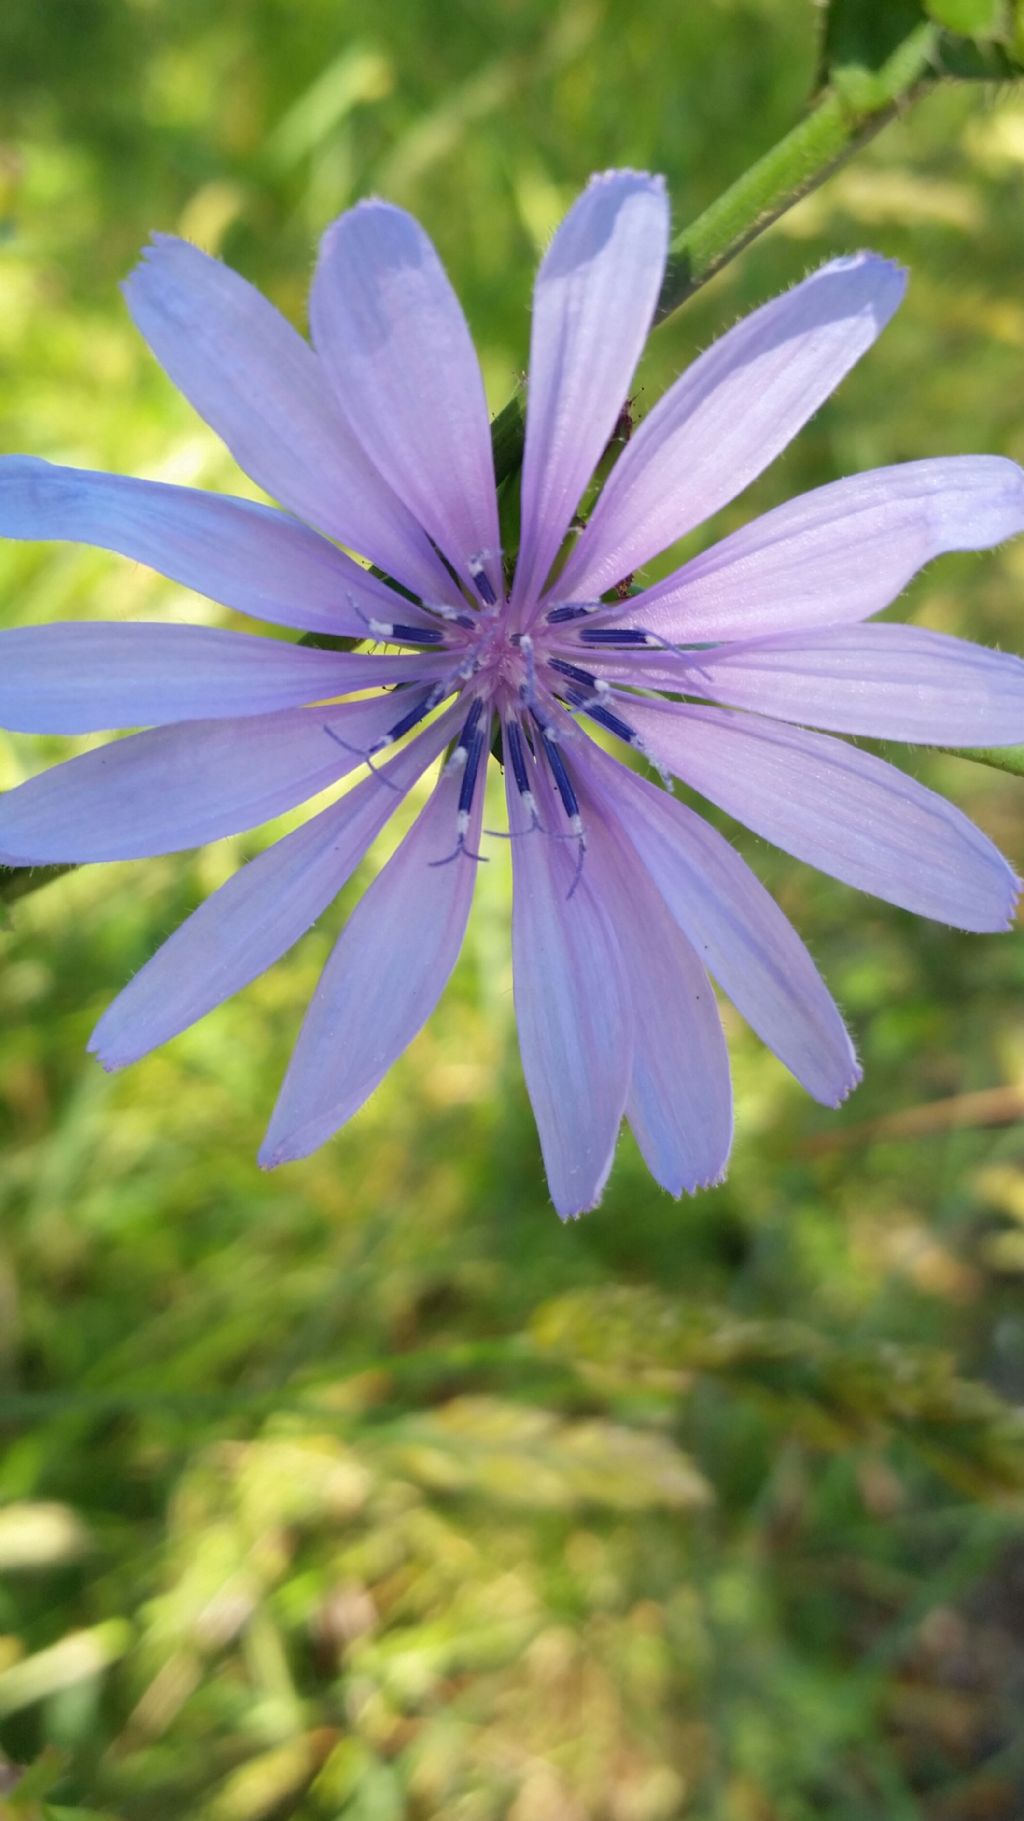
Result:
[821, 0, 929, 79]
[821, 0, 1024, 86]
[296, 631, 360, 652]
[3, 1749, 64, 1804]
[496, 459, 523, 573]
[932, 31, 1023, 74]
[43, 1808, 118, 1821]
[0, 1622, 132, 1721]
[925, 0, 1003, 31]
[492, 393, 526, 487]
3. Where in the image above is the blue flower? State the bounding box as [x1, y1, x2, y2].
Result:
[2, 172, 1023, 1215]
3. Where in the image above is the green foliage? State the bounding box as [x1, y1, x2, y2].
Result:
[821, 0, 1024, 82]
[820, 0, 932, 80]
[3, 0, 1024, 1816]
[926, 0, 1003, 32]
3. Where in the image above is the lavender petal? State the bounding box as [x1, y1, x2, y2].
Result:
[506, 755, 632, 1219]
[0, 621, 446, 733]
[90, 711, 457, 1068]
[513, 171, 668, 613]
[577, 739, 860, 1106]
[0, 692, 420, 862]
[612, 623, 1024, 745]
[585, 797, 732, 1193]
[626, 699, 1020, 932]
[123, 235, 451, 598]
[557, 252, 906, 600]
[618, 457, 1024, 642]
[311, 202, 501, 598]
[259, 753, 482, 1167]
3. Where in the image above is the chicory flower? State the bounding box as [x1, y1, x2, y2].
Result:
[1, 170, 1023, 1215]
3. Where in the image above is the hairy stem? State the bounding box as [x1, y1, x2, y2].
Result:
[941, 743, 1024, 778]
[0, 863, 74, 910]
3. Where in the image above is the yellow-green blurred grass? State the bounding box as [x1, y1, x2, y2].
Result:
[2, 0, 1024, 1816]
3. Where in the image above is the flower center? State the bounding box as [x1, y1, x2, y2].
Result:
[461, 610, 529, 709]
[337, 589, 680, 894]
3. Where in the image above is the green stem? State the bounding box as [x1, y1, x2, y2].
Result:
[492, 22, 940, 483]
[0, 862, 74, 911]
[656, 24, 939, 321]
[940, 743, 1024, 778]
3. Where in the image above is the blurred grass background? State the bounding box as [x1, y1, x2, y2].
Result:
[2, 1, 1024, 1815]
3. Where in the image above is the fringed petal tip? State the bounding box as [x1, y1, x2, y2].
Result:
[257, 1119, 328, 1171]
[121, 232, 189, 292]
[960, 866, 1021, 934]
[85, 1024, 132, 1074]
[584, 167, 666, 193]
[990, 456, 1024, 533]
[823, 1055, 864, 1111]
[554, 1197, 599, 1224]
[553, 1151, 732, 1215]
[257, 1124, 331, 1171]
[85, 1034, 114, 1073]
[134, 229, 199, 259]
[320, 196, 395, 244]
[686, 1162, 731, 1196]
[550, 1149, 618, 1222]
[825, 249, 907, 306]
[257, 1139, 292, 1172]
[316, 196, 455, 269]
[996, 873, 1022, 933]
[654, 1161, 732, 1200]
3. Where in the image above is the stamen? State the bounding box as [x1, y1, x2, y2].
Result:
[562, 690, 637, 746]
[545, 601, 604, 625]
[451, 651, 483, 688]
[345, 592, 447, 647]
[577, 622, 713, 677]
[468, 553, 498, 606]
[428, 810, 489, 867]
[514, 629, 541, 717]
[442, 696, 485, 772]
[549, 658, 600, 689]
[552, 684, 675, 793]
[367, 616, 445, 646]
[548, 658, 614, 715]
[486, 719, 543, 837]
[578, 627, 651, 647]
[369, 690, 440, 754]
[566, 838, 586, 898]
[322, 724, 403, 793]
[421, 600, 477, 631]
[537, 726, 587, 899]
[430, 699, 489, 867]
[505, 718, 530, 796]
